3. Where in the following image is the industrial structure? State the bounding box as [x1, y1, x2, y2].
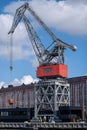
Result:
[0, 75, 87, 122]
[8, 2, 77, 121]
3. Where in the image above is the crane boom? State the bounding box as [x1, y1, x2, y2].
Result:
[8, 3, 28, 34]
[23, 15, 49, 65]
[8, 2, 77, 51]
[27, 5, 77, 51]
[23, 15, 64, 64]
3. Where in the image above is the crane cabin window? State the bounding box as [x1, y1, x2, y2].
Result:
[44, 68, 52, 73]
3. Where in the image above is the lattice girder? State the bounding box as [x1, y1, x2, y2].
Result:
[34, 79, 70, 120]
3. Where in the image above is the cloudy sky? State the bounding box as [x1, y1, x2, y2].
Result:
[0, 0, 87, 87]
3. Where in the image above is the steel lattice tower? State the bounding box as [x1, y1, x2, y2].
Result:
[34, 78, 70, 120]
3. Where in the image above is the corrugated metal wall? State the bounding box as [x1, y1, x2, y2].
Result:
[0, 84, 34, 109]
[68, 76, 87, 107]
[68, 76, 87, 120]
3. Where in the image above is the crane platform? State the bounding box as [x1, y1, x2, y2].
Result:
[0, 122, 87, 129]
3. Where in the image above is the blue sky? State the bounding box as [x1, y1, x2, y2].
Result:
[0, 0, 87, 87]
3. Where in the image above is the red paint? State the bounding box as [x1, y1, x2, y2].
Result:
[37, 64, 68, 78]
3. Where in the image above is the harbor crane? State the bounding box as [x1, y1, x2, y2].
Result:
[8, 2, 77, 79]
[8, 2, 77, 121]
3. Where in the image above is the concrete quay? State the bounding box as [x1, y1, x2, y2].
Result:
[0, 122, 87, 129]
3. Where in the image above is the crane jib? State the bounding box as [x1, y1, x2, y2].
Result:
[8, 2, 77, 67]
[8, 2, 77, 51]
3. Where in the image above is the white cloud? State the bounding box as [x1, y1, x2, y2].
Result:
[10, 75, 38, 86]
[0, 81, 6, 88]
[66, 0, 87, 5]
[30, 56, 39, 68]
[0, 14, 35, 61]
[4, 1, 25, 15]
[0, 75, 38, 88]
[20, 75, 38, 84]
[3, 0, 87, 35]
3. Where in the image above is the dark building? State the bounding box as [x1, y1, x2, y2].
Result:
[59, 106, 82, 122]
